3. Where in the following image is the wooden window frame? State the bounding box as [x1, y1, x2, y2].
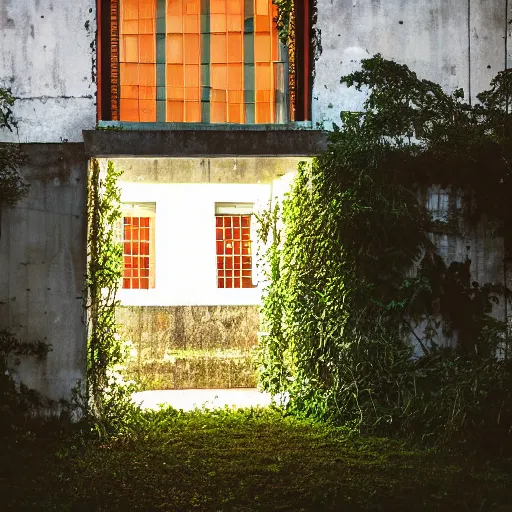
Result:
[121, 202, 156, 289]
[215, 202, 255, 289]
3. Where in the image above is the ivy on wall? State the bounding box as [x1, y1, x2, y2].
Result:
[0, 87, 28, 209]
[273, 0, 294, 46]
[257, 55, 512, 451]
[86, 159, 126, 430]
[340, 55, 512, 232]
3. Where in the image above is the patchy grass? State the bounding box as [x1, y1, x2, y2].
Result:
[1, 408, 511, 511]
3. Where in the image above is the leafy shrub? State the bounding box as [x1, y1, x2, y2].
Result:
[257, 55, 512, 453]
[0, 86, 28, 207]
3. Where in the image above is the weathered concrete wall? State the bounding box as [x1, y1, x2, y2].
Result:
[409, 187, 506, 354]
[0, 143, 88, 400]
[313, 0, 511, 127]
[1, 0, 508, 140]
[0, 0, 96, 143]
[117, 306, 259, 389]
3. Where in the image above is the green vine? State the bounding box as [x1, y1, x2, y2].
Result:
[340, 54, 512, 232]
[0, 86, 16, 132]
[1, 86, 48, 436]
[0, 86, 28, 208]
[257, 55, 512, 451]
[86, 159, 127, 432]
[273, 0, 293, 46]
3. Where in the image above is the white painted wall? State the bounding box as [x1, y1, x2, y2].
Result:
[313, 0, 510, 128]
[117, 182, 271, 306]
[0, 0, 96, 143]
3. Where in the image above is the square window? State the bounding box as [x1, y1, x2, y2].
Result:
[121, 203, 156, 290]
[215, 204, 255, 288]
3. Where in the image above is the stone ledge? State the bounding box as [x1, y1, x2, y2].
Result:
[83, 128, 328, 158]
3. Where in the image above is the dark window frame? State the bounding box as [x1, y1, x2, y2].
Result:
[97, 0, 312, 122]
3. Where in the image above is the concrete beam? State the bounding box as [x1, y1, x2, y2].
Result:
[106, 156, 308, 185]
[83, 129, 328, 158]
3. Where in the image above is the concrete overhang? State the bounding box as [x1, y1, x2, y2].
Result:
[82, 128, 328, 158]
[98, 156, 310, 184]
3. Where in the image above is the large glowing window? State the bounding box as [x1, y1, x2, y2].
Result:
[215, 203, 254, 288]
[113, 0, 288, 123]
[122, 203, 156, 289]
[119, 0, 158, 121]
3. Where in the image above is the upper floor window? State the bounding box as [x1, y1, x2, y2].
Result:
[99, 0, 311, 124]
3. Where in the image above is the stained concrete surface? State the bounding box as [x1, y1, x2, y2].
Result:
[313, 0, 510, 128]
[119, 305, 259, 389]
[0, 0, 97, 143]
[0, 143, 88, 401]
[83, 129, 328, 158]
[109, 156, 307, 184]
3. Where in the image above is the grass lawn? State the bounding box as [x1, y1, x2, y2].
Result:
[1, 408, 511, 511]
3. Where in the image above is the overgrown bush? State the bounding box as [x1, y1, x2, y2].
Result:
[400, 354, 512, 452]
[86, 159, 140, 438]
[257, 55, 512, 453]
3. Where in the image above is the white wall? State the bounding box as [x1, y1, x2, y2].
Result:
[0, 0, 96, 142]
[313, 0, 511, 128]
[117, 182, 271, 306]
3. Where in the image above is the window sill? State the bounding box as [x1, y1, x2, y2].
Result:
[96, 121, 313, 131]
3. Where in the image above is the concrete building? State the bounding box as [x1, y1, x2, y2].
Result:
[0, 0, 510, 401]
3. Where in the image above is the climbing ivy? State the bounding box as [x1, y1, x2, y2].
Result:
[86, 159, 131, 434]
[257, 55, 512, 451]
[273, 0, 294, 46]
[0, 86, 16, 131]
[0, 86, 28, 208]
[340, 55, 512, 231]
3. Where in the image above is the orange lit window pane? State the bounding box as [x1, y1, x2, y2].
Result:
[119, 0, 157, 122]
[118, 0, 281, 123]
[185, 101, 201, 121]
[122, 216, 152, 289]
[216, 214, 253, 288]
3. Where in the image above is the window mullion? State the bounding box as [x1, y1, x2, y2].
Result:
[156, 0, 167, 121]
[109, 0, 120, 121]
[201, 0, 211, 122]
[243, 0, 255, 123]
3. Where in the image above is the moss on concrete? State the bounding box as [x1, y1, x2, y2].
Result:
[118, 306, 260, 389]
[125, 350, 257, 389]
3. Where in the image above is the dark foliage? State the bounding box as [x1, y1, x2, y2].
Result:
[0, 330, 52, 440]
[257, 55, 512, 453]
